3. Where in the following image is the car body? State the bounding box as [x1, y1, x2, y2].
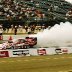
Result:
[0, 37, 37, 50]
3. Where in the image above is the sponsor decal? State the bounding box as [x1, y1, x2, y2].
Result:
[0, 51, 9, 57]
[55, 48, 68, 54]
[13, 50, 30, 56]
[37, 49, 46, 55]
[55, 48, 62, 54]
[61, 48, 68, 53]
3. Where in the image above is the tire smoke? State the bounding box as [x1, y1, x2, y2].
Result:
[29, 22, 72, 47]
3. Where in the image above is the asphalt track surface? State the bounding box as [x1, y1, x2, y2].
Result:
[0, 54, 72, 72]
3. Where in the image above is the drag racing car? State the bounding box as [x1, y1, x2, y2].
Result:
[0, 37, 37, 50]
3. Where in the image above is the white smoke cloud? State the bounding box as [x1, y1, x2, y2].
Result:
[65, 0, 72, 4]
[29, 22, 72, 47]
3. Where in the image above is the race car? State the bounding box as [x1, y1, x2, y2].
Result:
[0, 37, 37, 50]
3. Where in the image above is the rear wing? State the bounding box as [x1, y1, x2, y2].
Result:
[25, 37, 37, 41]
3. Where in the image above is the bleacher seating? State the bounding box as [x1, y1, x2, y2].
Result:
[0, 0, 72, 26]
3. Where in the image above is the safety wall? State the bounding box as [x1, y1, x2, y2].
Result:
[0, 50, 9, 58]
[0, 47, 72, 58]
[8, 49, 31, 57]
[2, 35, 28, 40]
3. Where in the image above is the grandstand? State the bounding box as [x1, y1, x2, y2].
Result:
[0, 0, 72, 27]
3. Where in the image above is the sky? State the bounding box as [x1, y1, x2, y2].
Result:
[65, 0, 72, 4]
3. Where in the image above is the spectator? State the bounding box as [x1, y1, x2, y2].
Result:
[14, 25, 17, 35]
[0, 24, 3, 35]
[18, 25, 23, 32]
[27, 27, 31, 34]
[31, 25, 35, 33]
[11, 24, 14, 33]
[25, 25, 28, 32]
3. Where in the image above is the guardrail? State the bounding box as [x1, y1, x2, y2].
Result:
[0, 47, 72, 58]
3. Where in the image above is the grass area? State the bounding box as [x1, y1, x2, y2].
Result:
[0, 54, 72, 72]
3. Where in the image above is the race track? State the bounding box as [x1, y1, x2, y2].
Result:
[0, 54, 72, 72]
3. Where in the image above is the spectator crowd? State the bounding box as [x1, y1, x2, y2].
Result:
[0, 0, 72, 35]
[0, 23, 47, 35]
[0, 0, 46, 21]
[0, 0, 71, 24]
